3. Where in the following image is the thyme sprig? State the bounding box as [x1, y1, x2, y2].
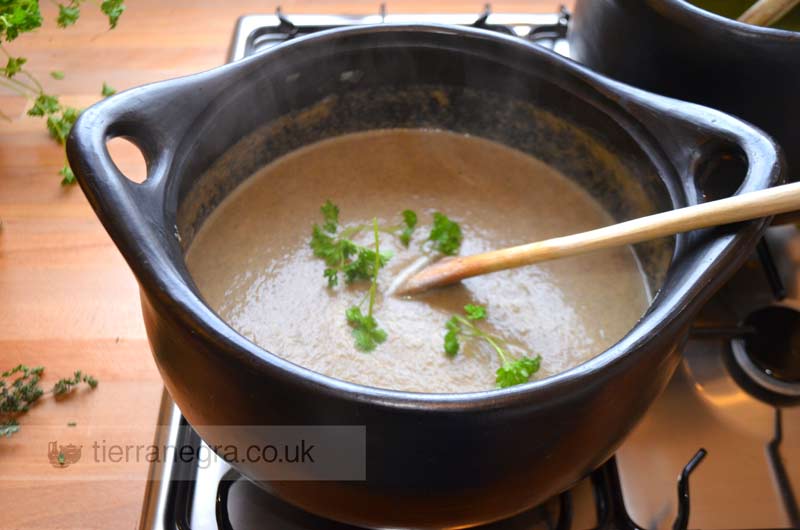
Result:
[1, 364, 98, 438]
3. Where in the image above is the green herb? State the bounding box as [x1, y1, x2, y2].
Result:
[50, 70, 64, 80]
[46, 105, 79, 144]
[4, 55, 25, 76]
[308, 203, 464, 352]
[346, 306, 387, 351]
[399, 209, 417, 246]
[310, 201, 393, 288]
[101, 81, 116, 97]
[0, 1, 42, 41]
[346, 219, 389, 351]
[1, 419, 20, 437]
[53, 370, 98, 396]
[59, 164, 75, 185]
[464, 303, 486, 320]
[67, 421, 76, 427]
[495, 357, 541, 388]
[320, 199, 339, 233]
[57, 451, 65, 465]
[100, 0, 125, 28]
[428, 212, 462, 255]
[1, 364, 98, 438]
[1, 0, 126, 183]
[56, 2, 80, 28]
[443, 305, 541, 388]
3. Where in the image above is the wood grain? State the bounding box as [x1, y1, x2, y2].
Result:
[0, 1, 566, 528]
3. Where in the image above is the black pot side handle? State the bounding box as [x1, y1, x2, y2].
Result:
[605, 79, 786, 202]
[68, 69, 228, 194]
[66, 68, 230, 281]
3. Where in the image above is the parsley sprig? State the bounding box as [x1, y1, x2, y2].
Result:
[346, 219, 389, 351]
[1, 0, 126, 184]
[428, 212, 462, 255]
[310, 200, 394, 288]
[399, 209, 417, 246]
[1, 364, 98, 438]
[309, 201, 466, 353]
[444, 305, 542, 388]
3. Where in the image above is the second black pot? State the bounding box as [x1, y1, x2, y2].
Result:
[569, 0, 800, 182]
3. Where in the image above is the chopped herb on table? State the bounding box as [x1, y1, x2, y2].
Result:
[1, 364, 98, 438]
[444, 304, 542, 388]
[0, 0, 127, 184]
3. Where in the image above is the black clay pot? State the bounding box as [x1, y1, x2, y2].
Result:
[67, 25, 782, 528]
[569, 0, 800, 181]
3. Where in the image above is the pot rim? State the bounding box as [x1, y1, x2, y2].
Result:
[68, 23, 781, 410]
[658, 0, 800, 40]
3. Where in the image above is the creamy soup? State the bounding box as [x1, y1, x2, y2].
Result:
[187, 129, 650, 393]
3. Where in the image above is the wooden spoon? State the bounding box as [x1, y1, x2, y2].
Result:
[394, 182, 800, 296]
[738, 0, 800, 26]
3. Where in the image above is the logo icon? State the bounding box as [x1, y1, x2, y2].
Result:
[47, 440, 81, 468]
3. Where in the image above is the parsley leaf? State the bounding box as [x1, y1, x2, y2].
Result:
[399, 209, 417, 246]
[464, 304, 486, 320]
[320, 199, 339, 233]
[0, 1, 43, 41]
[345, 219, 390, 351]
[100, 0, 125, 29]
[4, 56, 26, 77]
[428, 212, 462, 255]
[496, 356, 542, 389]
[56, 2, 80, 28]
[59, 164, 75, 185]
[46, 105, 79, 144]
[310, 201, 394, 288]
[343, 247, 393, 284]
[346, 306, 387, 352]
[1, 0, 126, 183]
[444, 317, 460, 357]
[101, 81, 116, 97]
[442, 305, 541, 388]
[27, 93, 60, 117]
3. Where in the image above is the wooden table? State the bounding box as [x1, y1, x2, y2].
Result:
[0, 1, 565, 527]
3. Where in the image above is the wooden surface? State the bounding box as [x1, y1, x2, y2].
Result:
[0, 1, 565, 528]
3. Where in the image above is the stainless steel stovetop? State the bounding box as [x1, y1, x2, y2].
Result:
[139, 8, 800, 530]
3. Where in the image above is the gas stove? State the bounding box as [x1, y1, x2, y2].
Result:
[138, 7, 799, 530]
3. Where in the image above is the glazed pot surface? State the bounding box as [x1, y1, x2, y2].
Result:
[569, 0, 800, 181]
[67, 25, 782, 528]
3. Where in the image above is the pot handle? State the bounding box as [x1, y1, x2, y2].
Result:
[67, 70, 225, 194]
[66, 70, 228, 279]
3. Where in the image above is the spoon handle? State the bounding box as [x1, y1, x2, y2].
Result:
[398, 181, 800, 295]
[739, 0, 800, 26]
